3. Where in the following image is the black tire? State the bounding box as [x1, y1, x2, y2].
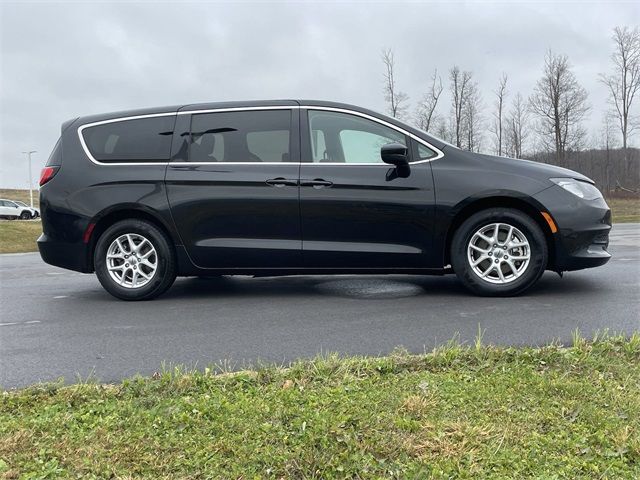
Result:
[451, 208, 548, 296]
[94, 219, 177, 300]
[20, 211, 31, 220]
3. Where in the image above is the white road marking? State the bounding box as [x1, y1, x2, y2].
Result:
[53, 295, 68, 299]
[46, 272, 66, 275]
[0, 320, 40, 327]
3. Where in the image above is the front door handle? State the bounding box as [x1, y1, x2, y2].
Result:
[300, 178, 333, 188]
[266, 177, 298, 187]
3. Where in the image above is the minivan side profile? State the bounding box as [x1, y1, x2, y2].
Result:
[38, 100, 611, 300]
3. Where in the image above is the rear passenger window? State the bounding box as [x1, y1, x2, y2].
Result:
[189, 110, 291, 162]
[82, 116, 175, 162]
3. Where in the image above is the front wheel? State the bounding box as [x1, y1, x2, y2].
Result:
[20, 211, 31, 220]
[451, 208, 548, 296]
[94, 219, 177, 300]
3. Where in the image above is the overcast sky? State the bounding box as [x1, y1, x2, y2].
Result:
[0, 0, 637, 188]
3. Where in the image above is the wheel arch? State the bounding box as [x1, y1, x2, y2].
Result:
[86, 205, 178, 272]
[443, 195, 557, 269]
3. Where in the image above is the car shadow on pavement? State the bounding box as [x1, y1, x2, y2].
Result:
[154, 271, 609, 301]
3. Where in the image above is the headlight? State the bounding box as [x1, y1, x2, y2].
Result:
[550, 178, 602, 200]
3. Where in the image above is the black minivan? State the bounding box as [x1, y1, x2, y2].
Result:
[38, 100, 611, 300]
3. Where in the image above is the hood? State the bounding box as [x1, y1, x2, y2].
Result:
[453, 149, 593, 184]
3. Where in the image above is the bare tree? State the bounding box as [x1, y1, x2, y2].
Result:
[600, 26, 640, 151]
[463, 81, 484, 152]
[489, 74, 508, 156]
[415, 69, 443, 132]
[450, 66, 472, 148]
[529, 50, 590, 165]
[505, 92, 529, 159]
[381, 48, 409, 119]
[432, 116, 452, 144]
[599, 113, 619, 193]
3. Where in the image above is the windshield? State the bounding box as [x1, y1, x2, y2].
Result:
[15, 201, 27, 206]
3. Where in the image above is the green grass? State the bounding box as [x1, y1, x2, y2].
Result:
[2, 334, 639, 479]
[0, 220, 41, 254]
[608, 197, 640, 223]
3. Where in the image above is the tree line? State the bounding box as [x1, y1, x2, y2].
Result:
[381, 26, 640, 194]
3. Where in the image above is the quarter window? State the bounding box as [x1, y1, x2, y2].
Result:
[417, 143, 437, 160]
[308, 110, 406, 163]
[189, 110, 292, 162]
[82, 116, 175, 162]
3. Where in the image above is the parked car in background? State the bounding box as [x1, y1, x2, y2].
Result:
[38, 100, 611, 300]
[0, 199, 32, 220]
[13, 201, 39, 218]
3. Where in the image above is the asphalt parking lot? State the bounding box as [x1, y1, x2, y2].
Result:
[1, 223, 639, 389]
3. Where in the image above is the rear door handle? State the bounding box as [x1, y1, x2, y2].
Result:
[300, 178, 333, 188]
[266, 177, 298, 187]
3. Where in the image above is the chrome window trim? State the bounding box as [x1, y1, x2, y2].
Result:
[301, 106, 444, 165]
[178, 105, 298, 115]
[77, 105, 444, 166]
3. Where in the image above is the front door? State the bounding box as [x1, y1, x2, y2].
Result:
[299, 108, 438, 269]
[165, 107, 302, 269]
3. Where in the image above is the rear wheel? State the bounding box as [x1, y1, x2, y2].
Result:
[94, 219, 176, 300]
[451, 208, 547, 296]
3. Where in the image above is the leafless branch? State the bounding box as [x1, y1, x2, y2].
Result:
[381, 48, 409, 119]
[489, 74, 508, 156]
[415, 69, 443, 132]
[599, 26, 640, 150]
[529, 50, 590, 164]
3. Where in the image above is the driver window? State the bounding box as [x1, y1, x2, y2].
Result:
[308, 110, 406, 163]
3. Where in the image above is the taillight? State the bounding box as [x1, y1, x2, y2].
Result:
[39, 166, 59, 186]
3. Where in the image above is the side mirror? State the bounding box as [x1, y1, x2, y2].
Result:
[381, 143, 409, 166]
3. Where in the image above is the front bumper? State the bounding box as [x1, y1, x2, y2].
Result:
[37, 233, 91, 273]
[553, 224, 611, 271]
[534, 186, 612, 272]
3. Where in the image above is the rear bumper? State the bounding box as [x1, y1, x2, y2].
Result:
[37, 234, 91, 273]
[534, 186, 612, 272]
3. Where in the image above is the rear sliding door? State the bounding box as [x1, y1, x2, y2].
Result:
[165, 107, 302, 269]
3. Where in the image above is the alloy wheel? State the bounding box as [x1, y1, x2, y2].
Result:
[467, 222, 531, 284]
[106, 233, 158, 289]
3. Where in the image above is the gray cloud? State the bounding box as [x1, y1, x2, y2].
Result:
[1, 0, 637, 188]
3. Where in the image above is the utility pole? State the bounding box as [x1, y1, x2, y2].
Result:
[22, 150, 37, 208]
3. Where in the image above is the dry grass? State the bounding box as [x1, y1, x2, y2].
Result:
[0, 220, 41, 254]
[608, 197, 640, 223]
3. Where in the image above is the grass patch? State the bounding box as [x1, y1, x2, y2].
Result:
[608, 197, 640, 223]
[1, 335, 639, 478]
[0, 221, 41, 254]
